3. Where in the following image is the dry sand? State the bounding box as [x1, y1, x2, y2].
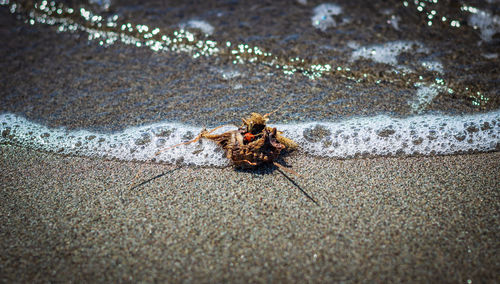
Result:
[1, 145, 498, 282]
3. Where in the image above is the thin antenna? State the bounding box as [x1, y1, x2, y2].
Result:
[273, 161, 302, 178]
[264, 93, 293, 118]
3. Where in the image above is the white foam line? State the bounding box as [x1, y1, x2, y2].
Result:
[0, 113, 231, 166]
[277, 111, 499, 158]
[1, 111, 499, 165]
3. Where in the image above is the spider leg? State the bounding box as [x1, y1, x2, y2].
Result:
[241, 159, 258, 166]
[129, 124, 236, 189]
[204, 124, 236, 135]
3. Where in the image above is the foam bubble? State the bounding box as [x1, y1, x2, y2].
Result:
[351, 41, 428, 66]
[1, 111, 499, 165]
[180, 20, 215, 36]
[468, 9, 500, 42]
[482, 53, 498, 59]
[387, 15, 401, 31]
[420, 60, 443, 73]
[210, 67, 242, 80]
[409, 83, 443, 114]
[311, 3, 342, 31]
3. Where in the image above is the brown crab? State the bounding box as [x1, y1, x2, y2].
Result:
[196, 112, 298, 168]
[130, 112, 317, 203]
[130, 112, 300, 189]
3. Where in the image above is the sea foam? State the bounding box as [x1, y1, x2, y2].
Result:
[1, 111, 499, 166]
[468, 9, 500, 42]
[350, 41, 429, 66]
[279, 111, 499, 158]
[179, 20, 215, 36]
[311, 3, 342, 31]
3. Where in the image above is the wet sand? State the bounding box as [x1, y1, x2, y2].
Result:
[1, 145, 498, 282]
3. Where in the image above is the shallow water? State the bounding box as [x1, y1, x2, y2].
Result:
[1, 0, 499, 164]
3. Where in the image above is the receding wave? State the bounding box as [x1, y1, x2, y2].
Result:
[1, 111, 498, 166]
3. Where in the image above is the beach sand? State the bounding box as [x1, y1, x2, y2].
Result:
[1, 145, 498, 282]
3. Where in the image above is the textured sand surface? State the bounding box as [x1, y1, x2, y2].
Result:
[1, 145, 498, 282]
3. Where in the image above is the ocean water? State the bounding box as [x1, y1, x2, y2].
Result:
[1, 0, 499, 166]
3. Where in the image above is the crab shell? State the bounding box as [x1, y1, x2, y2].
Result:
[201, 113, 298, 167]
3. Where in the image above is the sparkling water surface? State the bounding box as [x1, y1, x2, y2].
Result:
[1, 0, 499, 164]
